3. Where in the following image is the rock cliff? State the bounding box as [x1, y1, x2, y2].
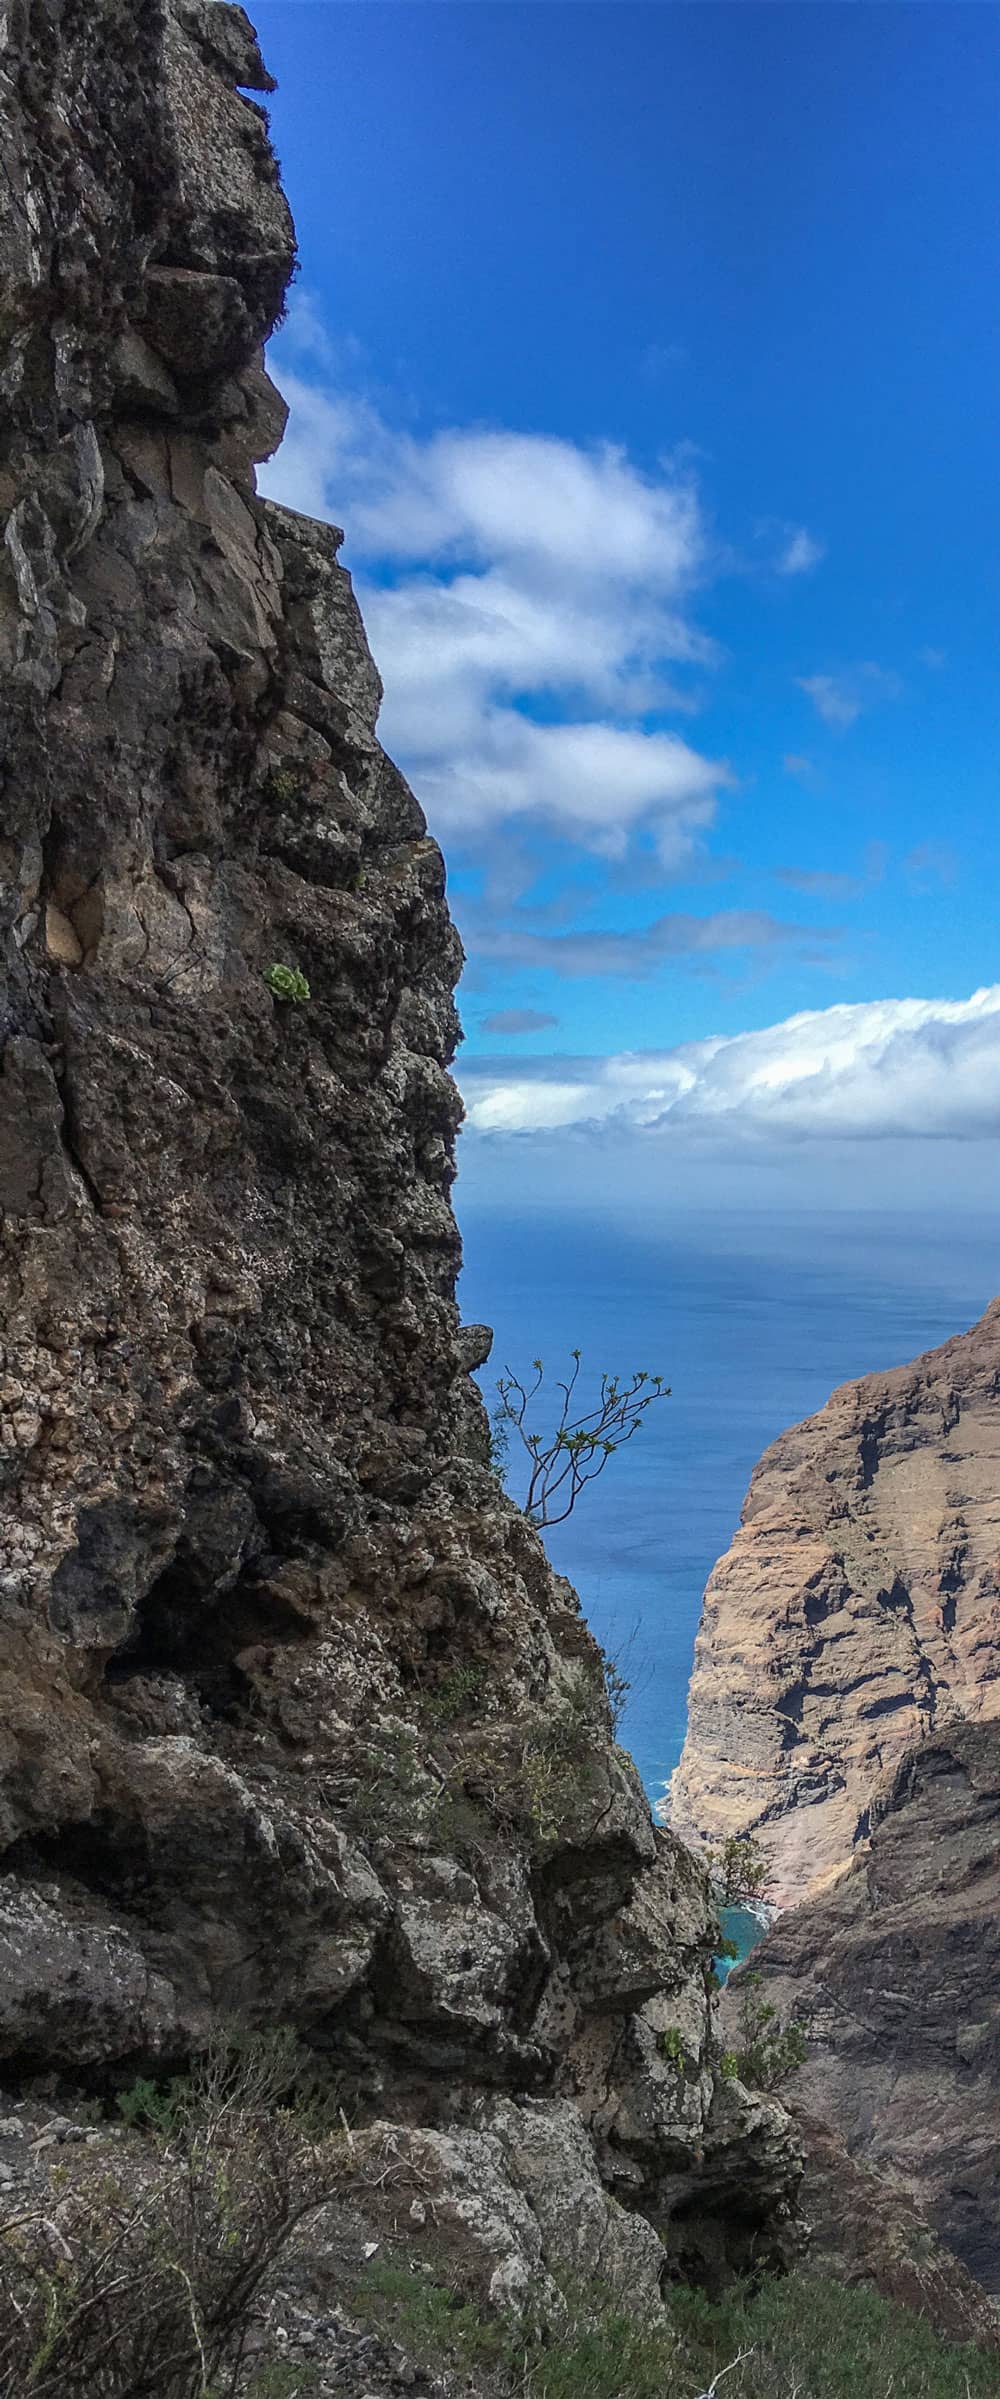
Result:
[670, 1300, 1000, 1903]
[743, 1717, 1000, 2297]
[0, 0, 799, 2308]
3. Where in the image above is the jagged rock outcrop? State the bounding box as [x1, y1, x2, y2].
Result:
[670, 1301, 1000, 1903]
[0, 0, 799, 2300]
[744, 1718, 1000, 2297]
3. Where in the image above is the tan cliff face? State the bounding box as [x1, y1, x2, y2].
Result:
[669, 1299, 1000, 1904]
[0, 0, 800, 2303]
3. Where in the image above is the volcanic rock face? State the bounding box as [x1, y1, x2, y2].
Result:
[746, 1719, 1000, 2296]
[670, 1301, 1000, 1903]
[786, 2105, 1000, 2350]
[0, 0, 798, 2295]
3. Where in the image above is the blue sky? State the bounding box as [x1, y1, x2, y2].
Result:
[255, 2, 1000, 1202]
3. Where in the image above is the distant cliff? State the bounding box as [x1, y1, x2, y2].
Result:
[670, 1300, 1000, 1902]
[744, 1716, 1000, 2297]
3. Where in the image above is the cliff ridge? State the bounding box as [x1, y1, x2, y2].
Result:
[0, 0, 798, 2334]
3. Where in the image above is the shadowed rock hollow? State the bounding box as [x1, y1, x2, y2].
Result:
[0, 0, 801, 2303]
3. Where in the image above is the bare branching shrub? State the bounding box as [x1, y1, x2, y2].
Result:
[495, 1353, 669, 1528]
[0, 2030, 344, 2399]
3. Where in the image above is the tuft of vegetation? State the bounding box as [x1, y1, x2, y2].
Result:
[598, 1620, 650, 1740]
[720, 1971, 808, 2094]
[356, 2263, 508, 2371]
[263, 962, 310, 1004]
[344, 1726, 432, 1843]
[520, 1664, 605, 1846]
[114, 2024, 338, 2141]
[658, 2025, 688, 2077]
[601, 1653, 632, 1738]
[425, 1783, 495, 1858]
[265, 768, 302, 808]
[421, 1660, 489, 1725]
[494, 1352, 669, 1528]
[487, 1402, 511, 1482]
[0, 2029, 346, 2398]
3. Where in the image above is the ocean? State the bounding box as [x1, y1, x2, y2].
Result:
[458, 1202, 1000, 1810]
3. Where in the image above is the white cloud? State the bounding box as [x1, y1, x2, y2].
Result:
[409, 715, 730, 856]
[260, 329, 733, 858]
[354, 426, 707, 589]
[797, 663, 902, 728]
[777, 527, 825, 575]
[459, 987, 1000, 1142]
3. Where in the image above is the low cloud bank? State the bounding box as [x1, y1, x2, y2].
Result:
[459, 987, 1000, 1142]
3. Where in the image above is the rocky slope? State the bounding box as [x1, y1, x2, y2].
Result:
[0, 0, 801, 2308]
[744, 1717, 1000, 2297]
[670, 1300, 1000, 1902]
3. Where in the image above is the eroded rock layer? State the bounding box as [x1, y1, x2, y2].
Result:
[0, 0, 799, 2297]
[670, 1301, 1000, 1902]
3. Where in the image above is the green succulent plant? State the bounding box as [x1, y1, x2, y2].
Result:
[264, 962, 310, 1004]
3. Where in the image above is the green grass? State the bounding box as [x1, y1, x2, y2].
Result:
[676, 2272, 1000, 2397]
[356, 2260, 1000, 2399]
[356, 2263, 509, 2370]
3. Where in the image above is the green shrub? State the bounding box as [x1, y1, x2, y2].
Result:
[520, 1668, 604, 1845]
[265, 769, 302, 807]
[422, 1661, 488, 1724]
[672, 2271, 1000, 2399]
[263, 962, 310, 1004]
[601, 1651, 632, 1737]
[658, 2025, 687, 2076]
[708, 1834, 770, 1907]
[526, 2303, 676, 2399]
[723, 1971, 808, 2093]
[346, 1727, 431, 1842]
[116, 2074, 185, 2136]
[425, 1783, 494, 1858]
[353, 2259, 1000, 2399]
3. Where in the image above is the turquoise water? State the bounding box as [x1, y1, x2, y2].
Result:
[459, 1203, 999, 1808]
[717, 1904, 768, 1983]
